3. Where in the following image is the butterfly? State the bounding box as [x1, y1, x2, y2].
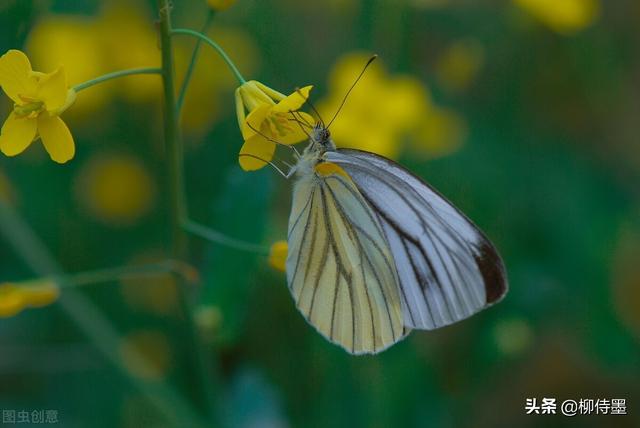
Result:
[284, 120, 507, 355]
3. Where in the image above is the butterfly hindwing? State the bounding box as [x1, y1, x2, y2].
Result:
[286, 163, 406, 354]
[326, 149, 508, 330]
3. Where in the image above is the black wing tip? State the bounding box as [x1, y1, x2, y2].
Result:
[476, 241, 508, 304]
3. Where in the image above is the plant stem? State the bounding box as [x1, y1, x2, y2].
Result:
[158, 1, 187, 256]
[73, 68, 162, 92]
[177, 11, 216, 113]
[157, 1, 217, 422]
[55, 260, 198, 289]
[182, 219, 268, 254]
[171, 28, 246, 85]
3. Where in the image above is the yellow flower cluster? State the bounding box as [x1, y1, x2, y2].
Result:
[513, 0, 599, 34]
[235, 81, 314, 171]
[0, 50, 76, 163]
[0, 279, 60, 318]
[318, 53, 466, 160]
[26, 2, 160, 112]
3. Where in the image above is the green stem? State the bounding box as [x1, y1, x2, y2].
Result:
[158, 2, 187, 255]
[177, 11, 216, 113]
[73, 68, 162, 92]
[157, 1, 217, 422]
[171, 28, 246, 84]
[182, 219, 268, 254]
[54, 260, 198, 289]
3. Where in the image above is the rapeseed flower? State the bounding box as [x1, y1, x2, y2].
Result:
[0, 278, 60, 318]
[513, 0, 599, 34]
[0, 50, 76, 163]
[235, 81, 314, 171]
[268, 241, 288, 272]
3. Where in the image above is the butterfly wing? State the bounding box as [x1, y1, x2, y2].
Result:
[286, 163, 406, 354]
[326, 149, 508, 330]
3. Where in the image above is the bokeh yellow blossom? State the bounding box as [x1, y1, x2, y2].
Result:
[207, 0, 237, 11]
[268, 240, 288, 272]
[318, 53, 465, 160]
[513, 0, 599, 34]
[0, 278, 59, 318]
[435, 39, 485, 93]
[120, 330, 172, 380]
[120, 253, 179, 316]
[0, 50, 76, 163]
[26, 2, 160, 115]
[235, 81, 314, 171]
[74, 154, 156, 227]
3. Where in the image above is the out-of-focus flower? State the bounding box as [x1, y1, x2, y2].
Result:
[120, 330, 172, 380]
[493, 318, 534, 356]
[75, 154, 156, 227]
[26, 2, 160, 114]
[513, 0, 599, 34]
[177, 27, 260, 134]
[120, 253, 179, 316]
[318, 53, 465, 160]
[0, 50, 76, 163]
[27, 15, 107, 113]
[235, 81, 314, 171]
[435, 39, 485, 93]
[207, 0, 237, 11]
[0, 278, 59, 318]
[194, 305, 223, 343]
[268, 241, 288, 272]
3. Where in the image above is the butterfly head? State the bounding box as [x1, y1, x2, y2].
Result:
[310, 123, 335, 151]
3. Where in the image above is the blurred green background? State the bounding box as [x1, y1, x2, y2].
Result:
[1, 0, 639, 427]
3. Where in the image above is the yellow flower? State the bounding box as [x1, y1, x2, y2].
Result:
[513, 0, 599, 34]
[26, 2, 160, 115]
[0, 278, 60, 318]
[435, 39, 485, 93]
[207, 0, 237, 11]
[0, 50, 76, 163]
[74, 154, 156, 227]
[235, 81, 314, 171]
[318, 53, 465, 160]
[268, 240, 288, 272]
[120, 330, 172, 380]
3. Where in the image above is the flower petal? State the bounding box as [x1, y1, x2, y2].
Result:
[37, 115, 75, 163]
[0, 112, 37, 157]
[38, 67, 68, 113]
[0, 50, 38, 104]
[273, 85, 313, 113]
[268, 240, 288, 272]
[242, 104, 271, 140]
[238, 134, 276, 171]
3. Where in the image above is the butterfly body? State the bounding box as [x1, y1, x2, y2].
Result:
[286, 124, 507, 354]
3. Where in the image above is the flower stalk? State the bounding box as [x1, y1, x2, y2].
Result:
[73, 67, 162, 92]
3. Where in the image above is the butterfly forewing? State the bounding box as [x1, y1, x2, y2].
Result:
[326, 149, 508, 330]
[286, 165, 406, 354]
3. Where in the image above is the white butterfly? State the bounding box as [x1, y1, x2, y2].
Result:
[284, 122, 508, 355]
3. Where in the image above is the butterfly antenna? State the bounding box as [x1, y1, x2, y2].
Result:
[246, 122, 301, 157]
[288, 110, 313, 144]
[238, 153, 293, 179]
[327, 54, 378, 129]
[295, 87, 325, 127]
